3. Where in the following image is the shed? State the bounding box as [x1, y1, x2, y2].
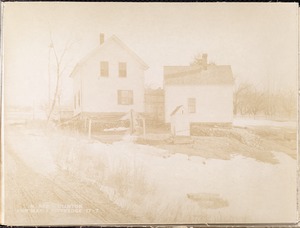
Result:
[164, 55, 234, 125]
[170, 105, 190, 136]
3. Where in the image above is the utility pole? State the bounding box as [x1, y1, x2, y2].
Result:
[48, 43, 53, 114]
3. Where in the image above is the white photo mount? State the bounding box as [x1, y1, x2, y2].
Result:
[0, 2, 299, 226]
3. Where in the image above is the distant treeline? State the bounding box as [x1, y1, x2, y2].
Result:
[233, 83, 297, 120]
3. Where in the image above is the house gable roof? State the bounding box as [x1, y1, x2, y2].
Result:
[70, 35, 149, 78]
[164, 65, 234, 86]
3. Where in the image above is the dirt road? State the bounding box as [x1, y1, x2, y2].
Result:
[4, 141, 139, 226]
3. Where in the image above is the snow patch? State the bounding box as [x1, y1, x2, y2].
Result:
[54, 132, 297, 223]
[233, 118, 296, 128]
[103, 127, 128, 132]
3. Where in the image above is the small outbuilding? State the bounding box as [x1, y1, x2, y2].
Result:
[170, 105, 190, 136]
[164, 54, 234, 125]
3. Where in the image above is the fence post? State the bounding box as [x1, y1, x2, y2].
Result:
[130, 109, 134, 134]
[88, 118, 92, 139]
[142, 117, 146, 138]
[84, 118, 87, 133]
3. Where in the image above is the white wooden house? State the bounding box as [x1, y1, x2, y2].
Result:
[164, 55, 234, 125]
[70, 34, 148, 121]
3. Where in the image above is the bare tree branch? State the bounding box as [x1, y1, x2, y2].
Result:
[47, 32, 74, 123]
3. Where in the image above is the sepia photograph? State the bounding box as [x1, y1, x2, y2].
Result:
[1, 2, 298, 226]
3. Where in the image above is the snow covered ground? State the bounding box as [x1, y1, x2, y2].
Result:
[233, 118, 297, 128]
[103, 127, 128, 132]
[4, 121, 298, 224]
[54, 129, 297, 223]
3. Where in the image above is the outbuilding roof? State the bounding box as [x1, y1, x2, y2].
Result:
[164, 65, 234, 85]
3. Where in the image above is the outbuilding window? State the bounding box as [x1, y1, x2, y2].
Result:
[188, 98, 196, 113]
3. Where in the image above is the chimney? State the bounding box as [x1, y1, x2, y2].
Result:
[202, 53, 208, 70]
[100, 33, 105, 45]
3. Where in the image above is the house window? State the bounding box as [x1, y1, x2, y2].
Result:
[188, 98, 196, 113]
[100, 61, 109, 77]
[119, 62, 127, 77]
[118, 90, 133, 105]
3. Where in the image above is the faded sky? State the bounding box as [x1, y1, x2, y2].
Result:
[2, 2, 298, 107]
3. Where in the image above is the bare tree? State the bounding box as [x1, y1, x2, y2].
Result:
[190, 53, 204, 66]
[280, 89, 297, 119]
[262, 92, 279, 118]
[246, 88, 264, 117]
[233, 83, 252, 115]
[190, 53, 214, 66]
[234, 83, 267, 117]
[47, 33, 74, 123]
[234, 82, 297, 120]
